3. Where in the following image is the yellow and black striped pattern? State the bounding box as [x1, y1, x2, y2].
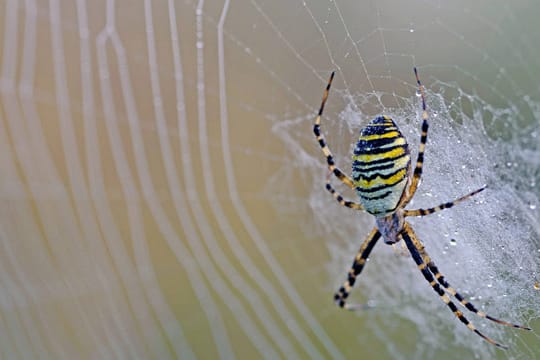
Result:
[352, 115, 410, 217]
[399, 223, 529, 349]
[314, 69, 530, 349]
[333, 228, 381, 309]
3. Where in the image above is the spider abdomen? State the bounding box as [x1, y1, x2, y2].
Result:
[352, 115, 411, 217]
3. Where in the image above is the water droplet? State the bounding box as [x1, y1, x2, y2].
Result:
[534, 282, 540, 290]
[530, 204, 537, 210]
[450, 238, 457, 246]
[487, 284, 492, 288]
[409, 28, 415, 33]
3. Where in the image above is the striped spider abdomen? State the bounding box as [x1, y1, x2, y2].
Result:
[352, 115, 411, 217]
[314, 69, 530, 348]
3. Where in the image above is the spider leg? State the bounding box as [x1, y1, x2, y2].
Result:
[334, 228, 381, 310]
[313, 71, 356, 189]
[400, 222, 508, 349]
[403, 68, 429, 205]
[325, 171, 364, 210]
[404, 186, 486, 217]
[422, 254, 531, 330]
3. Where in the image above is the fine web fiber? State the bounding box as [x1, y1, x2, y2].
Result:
[289, 86, 540, 358]
[0, 0, 539, 359]
[262, 1, 540, 359]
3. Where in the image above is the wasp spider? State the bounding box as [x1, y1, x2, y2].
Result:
[313, 68, 531, 348]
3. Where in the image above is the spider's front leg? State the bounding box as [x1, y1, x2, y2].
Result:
[420, 250, 530, 330]
[406, 224, 531, 331]
[313, 71, 357, 190]
[400, 222, 509, 348]
[334, 228, 380, 310]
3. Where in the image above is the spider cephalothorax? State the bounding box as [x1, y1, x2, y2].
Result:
[375, 210, 405, 245]
[313, 68, 531, 348]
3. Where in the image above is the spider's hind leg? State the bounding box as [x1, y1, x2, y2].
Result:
[334, 228, 380, 310]
[404, 186, 486, 217]
[313, 71, 357, 189]
[325, 171, 364, 210]
[403, 68, 430, 205]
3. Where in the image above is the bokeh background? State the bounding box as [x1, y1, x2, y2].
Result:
[0, 0, 538, 359]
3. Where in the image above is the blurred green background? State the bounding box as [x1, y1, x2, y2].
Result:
[0, 0, 538, 359]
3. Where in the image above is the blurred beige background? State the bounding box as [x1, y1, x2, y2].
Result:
[0, 0, 538, 359]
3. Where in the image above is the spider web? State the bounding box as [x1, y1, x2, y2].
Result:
[0, 0, 538, 359]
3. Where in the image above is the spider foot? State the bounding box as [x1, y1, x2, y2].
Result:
[483, 314, 532, 331]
